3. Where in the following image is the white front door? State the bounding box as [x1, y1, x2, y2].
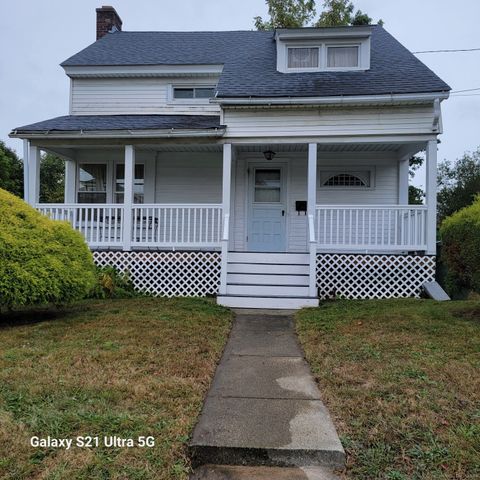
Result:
[248, 165, 287, 252]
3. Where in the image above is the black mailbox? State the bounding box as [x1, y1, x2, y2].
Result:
[295, 201, 307, 214]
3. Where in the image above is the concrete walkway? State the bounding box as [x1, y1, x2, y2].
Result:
[190, 310, 345, 478]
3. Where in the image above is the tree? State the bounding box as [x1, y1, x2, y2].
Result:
[40, 153, 65, 203]
[408, 154, 425, 205]
[437, 148, 480, 221]
[0, 141, 23, 198]
[254, 0, 381, 30]
[255, 0, 316, 30]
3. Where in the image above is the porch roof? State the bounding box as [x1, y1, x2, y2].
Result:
[10, 114, 225, 138]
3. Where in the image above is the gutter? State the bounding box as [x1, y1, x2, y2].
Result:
[9, 127, 226, 140]
[211, 92, 450, 106]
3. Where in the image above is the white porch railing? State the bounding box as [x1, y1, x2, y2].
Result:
[37, 203, 222, 249]
[131, 204, 222, 247]
[37, 204, 124, 247]
[315, 205, 428, 251]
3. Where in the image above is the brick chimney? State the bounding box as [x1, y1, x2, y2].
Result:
[96, 6, 122, 40]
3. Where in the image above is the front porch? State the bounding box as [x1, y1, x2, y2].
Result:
[24, 139, 438, 304]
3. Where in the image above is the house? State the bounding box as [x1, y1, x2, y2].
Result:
[10, 6, 450, 309]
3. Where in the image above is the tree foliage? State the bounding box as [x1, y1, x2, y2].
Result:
[0, 141, 23, 198]
[440, 196, 480, 296]
[255, 0, 316, 30]
[0, 188, 96, 309]
[437, 148, 480, 221]
[408, 154, 425, 205]
[40, 153, 65, 203]
[254, 0, 382, 29]
[0, 142, 65, 202]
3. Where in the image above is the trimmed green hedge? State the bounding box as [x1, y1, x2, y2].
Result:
[440, 196, 480, 295]
[0, 188, 96, 308]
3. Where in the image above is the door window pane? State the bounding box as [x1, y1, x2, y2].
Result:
[78, 164, 106, 203]
[115, 164, 144, 203]
[327, 46, 359, 68]
[288, 47, 319, 69]
[254, 169, 281, 203]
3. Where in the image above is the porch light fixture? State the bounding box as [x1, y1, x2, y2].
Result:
[263, 150, 276, 161]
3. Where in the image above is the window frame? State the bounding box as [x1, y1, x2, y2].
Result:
[318, 167, 375, 190]
[76, 162, 108, 204]
[325, 44, 360, 70]
[114, 162, 145, 204]
[283, 38, 368, 73]
[170, 85, 216, 103]
[286, 46, 320, 71]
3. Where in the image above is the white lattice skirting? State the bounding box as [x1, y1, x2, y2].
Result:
[317, 254, 436, 299]
[93, 251, 221, 297]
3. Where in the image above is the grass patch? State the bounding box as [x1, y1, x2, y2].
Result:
[0, 297, 232, 479]
[296, 299, 480, 480]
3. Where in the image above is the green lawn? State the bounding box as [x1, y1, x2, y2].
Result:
[296, 299, 480, 480]
[0, 298, 232, 480]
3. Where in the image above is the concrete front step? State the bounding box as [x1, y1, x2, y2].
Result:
[217, 295, 319, 309]
[190, 464, 341, 479]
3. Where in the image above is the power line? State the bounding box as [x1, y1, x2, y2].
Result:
[451, 87, 480, 93]
[413, 47, 480, 54]
[450, 93, 480, 97]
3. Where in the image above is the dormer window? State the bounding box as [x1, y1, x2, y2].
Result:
[276, 27, 371, 73]
[287, 47, 319, 69]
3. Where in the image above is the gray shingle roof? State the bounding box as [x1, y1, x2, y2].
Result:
[61, 26, 450, 98]
[13, 115, 223, 133]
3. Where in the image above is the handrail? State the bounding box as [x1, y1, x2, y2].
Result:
[222, 213, 230, 242]
[308, 214, 315, 244]
[219, 213, 230, 295]
[307, 213, 317, 297]
[316, 204, 427, 209]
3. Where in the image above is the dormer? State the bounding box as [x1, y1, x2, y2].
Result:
[275, 26, 372, 73]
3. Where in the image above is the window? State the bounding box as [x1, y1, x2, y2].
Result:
[115, 164, 145, 204]
[78, 164, 106, 203]
[254, 169, 281, 203]
[327, 46, 359, 68]
[173, 86, 215, 100]
[287, 47, 319, 69]
[320, 169, 372, 188]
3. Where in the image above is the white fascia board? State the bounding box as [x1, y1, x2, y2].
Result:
[213, 92, 450, 106]
[63, 64, 224, 78]
[275, 26, 372, 41]
[9, 128, 226, 140]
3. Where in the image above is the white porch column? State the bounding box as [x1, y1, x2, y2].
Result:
[425, 140, 437, 255]
[23, 139, 30, 203]
[398, 156, 409, 204]
[28, 144, 40, 206]
[307, 143, 317, 297]
[123, 145, 135, 251]
[64, 159, 76, 203]
[219, 143, 232, 295]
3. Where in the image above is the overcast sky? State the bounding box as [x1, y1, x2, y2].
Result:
[1, 0, 479, 189]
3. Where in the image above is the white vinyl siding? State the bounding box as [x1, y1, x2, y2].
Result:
[223, 106, 436, 138]
[71, 77, 220, 115]
[232, 152, 399, 252]
[155, 153, 222, 203]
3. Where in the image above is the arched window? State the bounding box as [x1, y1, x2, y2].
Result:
[323, 173, 367, 187]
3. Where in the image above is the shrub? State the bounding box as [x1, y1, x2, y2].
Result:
[0, 188, 96, 309]
[89, 266, 138, 299]
[440, 196, 480, 296]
